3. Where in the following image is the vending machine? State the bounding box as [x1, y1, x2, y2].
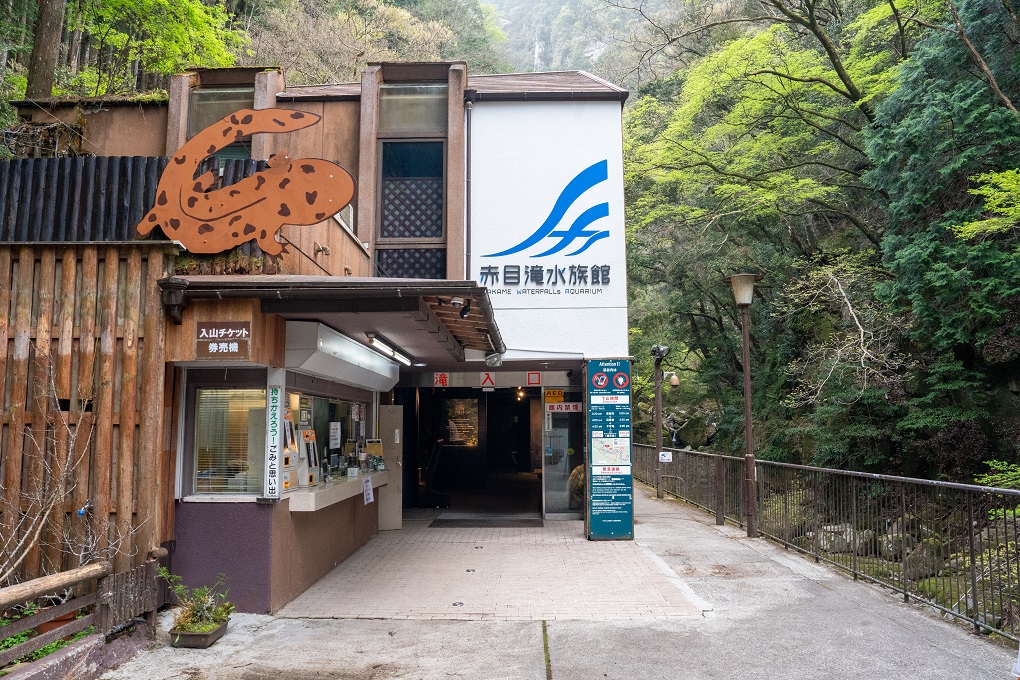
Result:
[281, 406, 300, 492]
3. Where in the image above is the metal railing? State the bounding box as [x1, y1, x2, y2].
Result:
[634, 444, 1020, 641]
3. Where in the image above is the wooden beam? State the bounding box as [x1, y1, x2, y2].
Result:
[0, 248, 10, 547]
[28, 249, 55, 578]
[2, 248, 35, 556]
[115, 250, 141, 572]
[70, 247, 98, 567]
[92, 247, 120, 557]
[0, 561, 111, 610]
[136, 248, 167, 563]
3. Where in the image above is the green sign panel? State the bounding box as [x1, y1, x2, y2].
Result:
[586, 359, 633, 540]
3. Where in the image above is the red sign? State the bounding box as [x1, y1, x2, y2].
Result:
[434, 372, 449, 387]
[527, 372, 541, 386]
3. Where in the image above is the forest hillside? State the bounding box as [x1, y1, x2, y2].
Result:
[3, 0, 1020, 485]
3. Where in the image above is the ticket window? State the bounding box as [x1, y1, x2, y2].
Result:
[286, 392, 361, 475]
[313, 398, 357, 472]
[542, 389, 585, 515]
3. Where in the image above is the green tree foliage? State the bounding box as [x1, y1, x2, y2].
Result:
[66, 0, 245, 95]
[1, 0, 514, 101]
[624, 0, 1020, 479]
[395, 0, 510, 73]
[245, 0, 453, 83]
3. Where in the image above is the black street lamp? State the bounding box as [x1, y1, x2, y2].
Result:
[727, 273, 761, 538]
[650, 344, 670, 499]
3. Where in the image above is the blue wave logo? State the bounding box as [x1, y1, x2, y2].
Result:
[484, 160, 609, 258]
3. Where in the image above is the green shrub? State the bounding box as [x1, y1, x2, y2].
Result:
[158, 568, 234, 633]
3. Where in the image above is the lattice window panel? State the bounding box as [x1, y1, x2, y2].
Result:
[380, 178, 443, 238]
[377, 248, 447, 279]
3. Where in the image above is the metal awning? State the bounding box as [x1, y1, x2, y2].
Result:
[158, 275, 505, 371]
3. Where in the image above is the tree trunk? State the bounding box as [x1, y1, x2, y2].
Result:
[68, 24, 81, 74]
[26, 0, 68, 99]
[0, 0, 14, 78]
[16, 0, 29, 66]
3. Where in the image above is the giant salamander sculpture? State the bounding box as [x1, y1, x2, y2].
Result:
[137, 108, 356, 255]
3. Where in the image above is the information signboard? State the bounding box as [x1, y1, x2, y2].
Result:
[586, 359, 633, 540]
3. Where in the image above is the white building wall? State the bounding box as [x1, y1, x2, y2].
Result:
[469, 100, 629, 360]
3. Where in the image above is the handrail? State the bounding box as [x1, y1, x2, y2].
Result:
[0, 561, 111, 610]
[645, 444, 1020, 497]
[634, 443, 1020, 642]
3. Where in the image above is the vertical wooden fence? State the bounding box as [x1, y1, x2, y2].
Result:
[0, 244, 172, 583]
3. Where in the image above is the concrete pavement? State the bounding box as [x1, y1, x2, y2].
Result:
[101, 485, 1014, 679]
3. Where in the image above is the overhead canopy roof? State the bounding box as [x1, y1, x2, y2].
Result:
[160, 275, 505, 370]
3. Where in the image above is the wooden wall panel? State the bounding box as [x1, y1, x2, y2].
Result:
[114, 251, 141, 572]
[0, 249, 10, 525]
[3, 248, 36, 564]
[0, 245, 170, 582]
[165, 298, 285, 367]
[136, 247, 168, 559]
[92, 247, 119, 560]
[25, 250, 55, 577]
[276, 218, 371, 277]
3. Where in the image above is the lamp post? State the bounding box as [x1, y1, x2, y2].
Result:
[727, 273, 761, 538]
[650, 344, 670, 499]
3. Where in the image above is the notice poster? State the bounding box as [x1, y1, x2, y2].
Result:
[329, 422, 343, 449]
[586, 359, 633, 540]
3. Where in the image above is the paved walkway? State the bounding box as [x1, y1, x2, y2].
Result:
[277, 511, 701, 621]
[102, 485, 1014, 679]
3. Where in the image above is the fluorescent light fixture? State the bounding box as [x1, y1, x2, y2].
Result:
[367, 333, 413, 367]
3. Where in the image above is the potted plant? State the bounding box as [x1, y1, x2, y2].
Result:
[158, 568, 235, 649]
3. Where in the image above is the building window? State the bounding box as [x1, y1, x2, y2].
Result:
[378, 84, 448, 134]
[376, 141, 446, 277]
[188, 87, 255, 159]
[376, 248, 447, 279]
[194, 387, 266, 494]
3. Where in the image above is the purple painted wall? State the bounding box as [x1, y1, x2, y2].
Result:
[172, 501, 274, 613]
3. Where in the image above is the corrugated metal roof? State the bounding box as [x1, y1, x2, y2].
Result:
[469, 71, 628, 101]
[0, 156, 266, 243]
[276, 71, 628, 103]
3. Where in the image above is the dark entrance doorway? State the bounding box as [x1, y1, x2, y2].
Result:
[394, 386, 541, 515]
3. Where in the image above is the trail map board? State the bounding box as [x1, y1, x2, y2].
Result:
[586, 359, 633, 540]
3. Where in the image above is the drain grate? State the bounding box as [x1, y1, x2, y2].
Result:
[429, 518, 545, 528]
